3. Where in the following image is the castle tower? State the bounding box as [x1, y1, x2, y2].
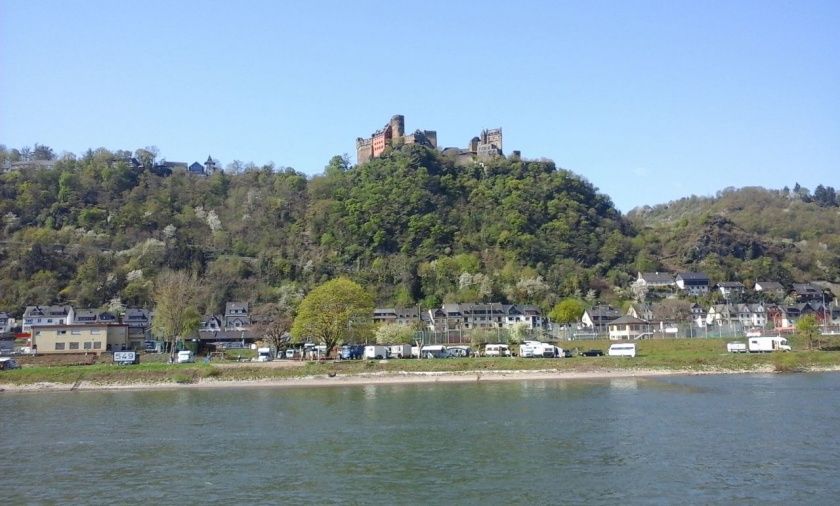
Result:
[390, 115, 405, 139]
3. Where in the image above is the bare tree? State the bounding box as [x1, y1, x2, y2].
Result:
[652, 299, 692, 323]
[251, 302, 293, 352]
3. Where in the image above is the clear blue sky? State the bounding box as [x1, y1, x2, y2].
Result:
[2, 0, 838, 211]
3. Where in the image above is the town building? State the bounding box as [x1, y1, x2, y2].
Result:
[581, 305, 621, 332]
[608, 316, 650, 340]
[22, 306, 75, 334]
[31, 323, 129, 354]
[124, 308, 152, 348]
[675, 272, 710, 295]
[224, 302, 251, 330]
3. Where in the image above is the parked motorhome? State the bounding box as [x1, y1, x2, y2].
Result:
[256, 347, 272, 362]
[176, 350, 195, 363]
[484, 344, 511, 357]
[520, 341, 556, 358]
[727, 342, 747, 353]
[364, 345, 389, 360]
[388, 344, 412, 359]
[608, 343, 636, 357]
[748, 337, 791, 353]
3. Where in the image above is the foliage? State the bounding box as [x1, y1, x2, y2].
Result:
[0, 144, 837, 319]
[151, 270, 200, 359]
[291, 278, 374, 356]
[549, 298, 586, 324]
[374, 324, 415, 345]
[796, 314, 820, 351]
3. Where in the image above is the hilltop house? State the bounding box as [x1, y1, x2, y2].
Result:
[754, 281, 785, 297]
[790, 283, 823, 302]
[675, 272, 710, 296]
[716, 282, 746, 299]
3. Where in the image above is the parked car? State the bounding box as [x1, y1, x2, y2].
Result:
[581, 349, 604, 357]
[448, 346, 474, 358]
[0, 357, 20, 370]
[420, 345, 449, 359]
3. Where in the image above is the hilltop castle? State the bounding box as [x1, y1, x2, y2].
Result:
[355, 114, 507, 165]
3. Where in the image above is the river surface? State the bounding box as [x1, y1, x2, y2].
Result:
[2, 373, 840, 505]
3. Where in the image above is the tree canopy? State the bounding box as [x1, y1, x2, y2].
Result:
[291, 278, 374, 355]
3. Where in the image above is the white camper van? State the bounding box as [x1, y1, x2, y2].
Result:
[388, 344, 412, 359]
[748, 337, 791, 352]
[520, 341, 555, 358]
[608, 343, 636, 357]
[364, 345, 389, 360]
[484, 344, 511, 357]
[256, 347, 273, 362]
[176, 350, 195, 363]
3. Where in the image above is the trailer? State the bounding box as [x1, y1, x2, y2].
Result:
[748, 336, 791, 352]
[388, 344, 412, 359]
[256, 347, 273, 362]
[726, 342, 748, 353]
[363, 345, 389, 360]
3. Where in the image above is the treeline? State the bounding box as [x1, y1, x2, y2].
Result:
[0, 142, 837, 317]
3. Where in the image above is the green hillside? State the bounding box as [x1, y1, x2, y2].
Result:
[0, 144, 837, 316]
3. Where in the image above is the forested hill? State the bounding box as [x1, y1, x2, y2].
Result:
[627, 186, 840, 286]
[0, 144, 632, 315]
[1, 143, 837, 316]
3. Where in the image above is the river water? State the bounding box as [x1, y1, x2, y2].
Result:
[2, 373, 840, 505]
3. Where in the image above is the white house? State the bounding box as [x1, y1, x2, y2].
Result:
[608, 315, 650, 340]
[22, 305, 74, 334]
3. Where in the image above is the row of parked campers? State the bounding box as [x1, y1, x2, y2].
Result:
[337, 344, 476, 360]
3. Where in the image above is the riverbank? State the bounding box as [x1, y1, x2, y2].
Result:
[4, 338, 840, 393]
[4, 362, 840, 393]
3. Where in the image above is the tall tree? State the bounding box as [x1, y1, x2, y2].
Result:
[796, 314, 820, 351]
[291, 278, 374, 357]
[549, 298, 585, 326]
[151, 270, 200, 360]
[251, 302, 293, 353]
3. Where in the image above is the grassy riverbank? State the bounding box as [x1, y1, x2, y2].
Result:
[2, 337, 839, 388]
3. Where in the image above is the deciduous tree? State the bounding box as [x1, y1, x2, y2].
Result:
[151, 270, 200, 360]
[291, 278, 374, 357]
[796, 314, 820, 350]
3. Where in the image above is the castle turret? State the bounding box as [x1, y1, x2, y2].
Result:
[390, 115, 405, 139]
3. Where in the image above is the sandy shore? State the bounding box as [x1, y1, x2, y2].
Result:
[1, 366, 808, 393]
